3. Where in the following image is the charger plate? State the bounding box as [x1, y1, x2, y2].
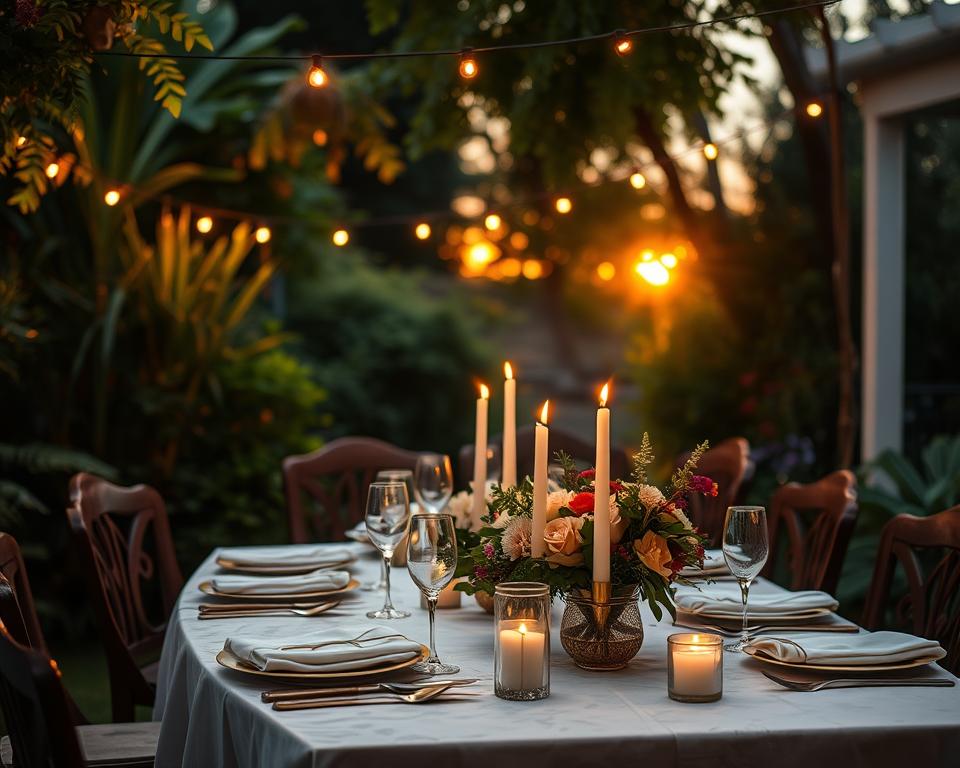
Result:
[216, 644, 429, 680]
[214, 557, 355, 576]
[198, 578, 360, 600]
[744, 646, 941, 672]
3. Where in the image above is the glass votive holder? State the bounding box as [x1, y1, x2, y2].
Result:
[667, 633, 723, 703]
[494, 582, 550, 701]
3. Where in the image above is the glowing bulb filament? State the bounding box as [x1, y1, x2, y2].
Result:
[307, 56, 328, 88]
[459, 50, 479, 79]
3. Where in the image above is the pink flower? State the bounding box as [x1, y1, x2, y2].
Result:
[474, 565, 489, 579]
[483, 542, 495, 559]
[691, 475, 718, 497]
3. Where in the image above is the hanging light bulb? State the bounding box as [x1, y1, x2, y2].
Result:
[16, 136, 27, 148]
[103, 188, 121, 206]
[307, 55, 329, 88]
[703, 142, 719, 160]
[196, 216, 213, 234]
[484, 213, 501, 231]
[629, 171, 646, 189]
[415, 222, 432, 240]
[45, 162, 60, 179]
[255, 226, 272, 244]
[312, 129, 328, 146]
[613, 30, 633, 56]
[554, 196, 572, 214]
[332, 228, 349, 246]
[459, 49, 478, 79]
[805, 101, 823, 118]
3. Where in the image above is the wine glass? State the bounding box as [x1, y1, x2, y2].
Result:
[359, 470, 415, 592]
[364, 482, 412, 619]
[406, 513, 460, 674]
[721, 506, 769, 652]
[414, 454, 453, 515]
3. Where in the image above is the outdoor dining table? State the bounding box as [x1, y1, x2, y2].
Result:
[153, 543, 960, 768]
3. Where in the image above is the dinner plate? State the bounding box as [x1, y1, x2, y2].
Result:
[198, 578, 360, 600]
[682, 607, 834, 622]
[215, 644, 430, 680]
[344, 528, 370, 544]
[743, 647, 942, 672]
[214, 557, 355, 576]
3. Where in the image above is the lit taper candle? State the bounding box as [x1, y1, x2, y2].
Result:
[531, 400, 549, 557]
[592, 381, 611, 584]
[472, 382, 490, 521]
[502, 362, 517, 488]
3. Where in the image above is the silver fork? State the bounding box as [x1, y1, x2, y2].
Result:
[762, 670, 956, 691]
[198, 601, 342, 619]
[261, 678, 479, 702]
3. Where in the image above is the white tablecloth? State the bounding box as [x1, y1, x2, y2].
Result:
[154, 545, 960, 768]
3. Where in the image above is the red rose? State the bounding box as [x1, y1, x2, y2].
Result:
[577, 469, 596, 479]
[610, 481, 624, 492]
[567, 492, 595, 516]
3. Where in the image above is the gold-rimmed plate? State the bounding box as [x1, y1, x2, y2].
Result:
[683, 607, 834, 622]
[215, 644, 430, 681]
[214, 557, 355, 576]
[198, 578, 360, 600]
[744, 647, 942, 672]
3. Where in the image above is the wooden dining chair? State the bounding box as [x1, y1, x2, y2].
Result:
[861, 505, 960, 675]
[457, 424, 630, 490]
[67, 473, 183, 723]
[678, 437, 750, 547]
[0, 532, 46, 652]
[283, 437, 423, 543]
[762, 470, 858, 594]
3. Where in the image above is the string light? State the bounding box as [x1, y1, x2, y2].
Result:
[703, 142, 718, 160]
[332, 228, 349, 246]
[459, 49, 478, 79]
[196, 215, 214, 234]
[16, 136, 27, 148]
[554, 196, 572, 214]
[522, 259, 544, 279]
[415, 222, 432, 240]
[103, 188, 121, 206]
[660, 253, 678, 268]
[635, 260, 670, 286]
[312, 129, 328, 146]
[629, 171, 646, 189]
[255, 226, 272, 244]
[613, 30, 633, 56]
[307, 56, 329, 88]
[484, 213, 501, 230]
[805, 101, 823, 118]
[45, 162, 60, 179]
[596, 261, 616, 281]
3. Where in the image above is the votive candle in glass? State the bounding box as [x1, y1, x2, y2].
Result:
[494, 582, 550, 701]
[668, 633, 722, 703]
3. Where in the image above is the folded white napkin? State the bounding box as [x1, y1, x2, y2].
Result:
[680, 549, 728, 576]
[218, 546, 355, 568]
[225, 626, 423, 673]
[211, 569, 351, 595]
[675, 585, 838, 616]
[745, 631, 946, 666]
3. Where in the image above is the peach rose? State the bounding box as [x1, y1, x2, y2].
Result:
[610, 500, 629, 544]
[633, 530, 673, 579]
[543, 516, 584, 556]
[545, 490, 575, 522]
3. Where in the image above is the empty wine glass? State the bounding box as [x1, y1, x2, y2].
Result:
[407, 514, 460, 674]
[414, 454, 453, 515]
[359, 470, 415, 592]
[722, 506, 769, 652]
[365, 482, 411, 619]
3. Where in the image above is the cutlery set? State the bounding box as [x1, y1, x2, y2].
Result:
[761, 670, 955, 691]
[262, 678, 481, 709]
[672, 621, 860, 638]
[198, 600, 345, 620]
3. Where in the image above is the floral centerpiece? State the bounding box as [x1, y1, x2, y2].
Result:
[455, 436, 715, 620]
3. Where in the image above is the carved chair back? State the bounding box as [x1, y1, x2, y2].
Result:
[0, 619, 85, 768]
[762, 470, 858, 594]
[283, 437, 423, 543]
[679, 437, 750, 546]
[862, 506, 960, 674]
[67, 473, 182, 721]
[0, 532, 46, 652]
[457, 425, 630, 490]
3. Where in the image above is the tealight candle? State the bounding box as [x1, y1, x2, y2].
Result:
[668, 633, 723, 703]
[494, 582, 550, 701]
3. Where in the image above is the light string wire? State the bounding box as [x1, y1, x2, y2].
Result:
[92, 0, 840, 63]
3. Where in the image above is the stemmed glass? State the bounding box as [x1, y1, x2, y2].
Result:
[359, 470, 415, 592]
[721, 505, 769, 652]
[413, 455, 453, 515]
[364, 482, 412, 619]
[406, 513, 460, 674]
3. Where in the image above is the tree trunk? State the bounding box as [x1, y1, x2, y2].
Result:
[691, 109, 730, 222]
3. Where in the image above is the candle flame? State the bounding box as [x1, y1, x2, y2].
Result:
[539, 400, 550, 425]
[599, 381, 610, 408]
[479, 383, 489, 399]
[519, 623, 527, 635]
[504, 361, 513, 380]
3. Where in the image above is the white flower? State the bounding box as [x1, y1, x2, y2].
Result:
[446, 491, 474, 531]
[501, 516, 532, 561]
[491, 511, 514, 530]
[636, 484, 665, 510]
[546, 490, 575, 521]
[671, 506, 694, 531]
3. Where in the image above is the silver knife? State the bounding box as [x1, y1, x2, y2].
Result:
[261, 679, 479, 702]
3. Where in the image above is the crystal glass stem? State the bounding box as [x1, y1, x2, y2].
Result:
[426, 596, 439, 662]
